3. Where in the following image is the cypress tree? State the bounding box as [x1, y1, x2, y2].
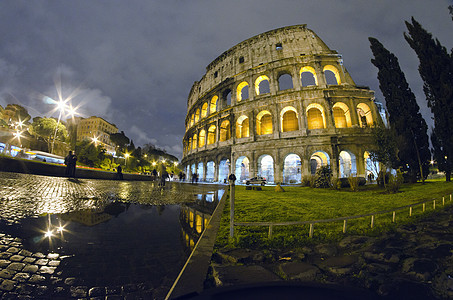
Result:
[369, 37, 430, 182]
[404, 17, 453, 181]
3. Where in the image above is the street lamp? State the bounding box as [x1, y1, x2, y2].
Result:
[124, 153, 130, 167]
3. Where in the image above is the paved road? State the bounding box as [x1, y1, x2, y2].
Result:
[0, 172, 223, 299]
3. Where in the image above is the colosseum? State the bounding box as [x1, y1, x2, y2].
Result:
[181, 24, 385, 184]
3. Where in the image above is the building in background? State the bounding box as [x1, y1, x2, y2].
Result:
[70, 116, 118, 155]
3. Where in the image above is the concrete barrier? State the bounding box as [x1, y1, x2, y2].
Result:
[0, 156, 153, 181]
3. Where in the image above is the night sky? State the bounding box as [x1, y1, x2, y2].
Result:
[0, 1, 451, 159]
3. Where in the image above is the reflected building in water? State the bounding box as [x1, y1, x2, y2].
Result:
[180, 190, 224, 253]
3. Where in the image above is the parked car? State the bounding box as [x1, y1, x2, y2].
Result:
[245, 177, 266, 186]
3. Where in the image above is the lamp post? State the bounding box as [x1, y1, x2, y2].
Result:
[51, 99, 66, 154]
[124, 153, 130, 167]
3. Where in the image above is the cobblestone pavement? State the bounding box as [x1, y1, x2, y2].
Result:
[0, 172, 221, 299]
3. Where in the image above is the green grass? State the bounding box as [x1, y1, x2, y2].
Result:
[215, 181, 453, 249]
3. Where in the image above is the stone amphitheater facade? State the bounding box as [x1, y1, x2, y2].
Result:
[181, 24, 384, 184]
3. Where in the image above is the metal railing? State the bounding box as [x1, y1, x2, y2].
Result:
[233, 194, 453, 239]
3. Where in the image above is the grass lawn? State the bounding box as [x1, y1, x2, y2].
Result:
[215, 180, 453, 249]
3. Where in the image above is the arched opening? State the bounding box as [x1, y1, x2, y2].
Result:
[186, 165, 190, 179]
[235, 156, 250, 183]
[258, 155, 274, 183]
[207, 125, 216, 145]
[255, 75, 270, 95]
[357, 103, 373, 128]
[190, 113, 195, 126]
[219, 120, 231, 142]
[306, 104, 325, 129]
[194, 109, 200, 123]
[206, 161, 215, 182]
[201, 102, 208, 118]
[197, 162, 204, 181]
[256, 110, 273, 135]
[283, 154, 301, 184]
[281, 106, 299, 132]
[323, 65, 341, 85]
[364, 151, 379, 179]
[339, 150, 357, 178]
[198, 129, 206, 147]
[192, 133, 198, 149]
[191, 163, 196, 178]
[223, 89, 232, 107]
[278, 73, 293, 91]
[210, 96, 218, 114]
[300, 66, 318, 87]
[218, 159, 230, 183]
[310, 151, 330, 175]
[333, 102, 352, 128]
[237, 82, 249, 102]
[236, 115, 249, 138]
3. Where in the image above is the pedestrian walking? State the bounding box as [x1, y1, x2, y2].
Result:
[64, 151, 72, 177]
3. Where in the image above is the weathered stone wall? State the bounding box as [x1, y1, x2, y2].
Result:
[182, 25, 382, 183]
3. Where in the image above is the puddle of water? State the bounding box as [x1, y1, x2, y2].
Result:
[0, 179, 225, 291]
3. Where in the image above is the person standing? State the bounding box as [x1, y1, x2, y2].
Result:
[64, 151, 72, 177]
[116, 165, 123, 180]
[69, 152, 77, 178]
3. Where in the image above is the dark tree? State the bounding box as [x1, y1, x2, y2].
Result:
[109, 131, 130, 153]
[369, 37, 430, 182]
[404, 17, 453, 181]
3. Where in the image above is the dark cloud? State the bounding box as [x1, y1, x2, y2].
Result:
[0, 0, 451, 158]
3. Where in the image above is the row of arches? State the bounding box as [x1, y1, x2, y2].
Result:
[185, 102, 374, 152]
[187, 64, 343, 129]
[185, 150, 379, 184]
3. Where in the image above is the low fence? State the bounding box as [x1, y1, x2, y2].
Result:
[233, 193, 453, 239]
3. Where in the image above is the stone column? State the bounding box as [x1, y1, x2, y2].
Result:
[356, 149, 366, 178]
[202, 160, 207, 181]
[314, 61, 327, 88]
[293, 65, 302, 91]
[349, 98, 359, 127]
[214, 158, 219, 182]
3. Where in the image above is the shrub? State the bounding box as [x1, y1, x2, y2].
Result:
[314, 166, 332, 188]
[331, 176, 341, 190]
[348, 175, 359, 192]
[386, 170, 404, 193]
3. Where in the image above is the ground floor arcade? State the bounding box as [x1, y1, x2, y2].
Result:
[182, 143, 379, 184]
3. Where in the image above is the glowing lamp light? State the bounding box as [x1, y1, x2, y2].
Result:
[45, 230, 53, 238]
[124, 153, 130, 159]
[162, 160, 166, 164]
[430, 160, 435, 165]
[174, 162, 178, 166]
[152, 161, 156, 166]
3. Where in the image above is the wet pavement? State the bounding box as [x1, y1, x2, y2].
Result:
[0, 172, 223, 299]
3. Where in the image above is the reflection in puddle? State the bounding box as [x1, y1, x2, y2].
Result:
[0, 181, 225, 293]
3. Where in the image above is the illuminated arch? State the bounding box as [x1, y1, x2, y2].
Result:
[357, 103, 373, 127]
[210, 96, 218, 114]
[323, 65, 341, 85]
[283, 153, 301, 184]
[190, 113, 195, 126]
[364, 151, 379, 178]
[207, 124, 216, 145]
[237, 81, 249, 102]
[339, 150, 357, 178]
[195, 108, 200, 123]
[201, 102, 208, 118]
[206, 161, 215, 182]
[218, 158, 230, 182]
[236, 115, 249, 138]
[258, 154, 274, 183]
[332, 102, 352, 128]
[306, 103, 326, 129]
[299, 66, 318, 86]
[310, 151, 330, 175]
[280, 106, 299, 132]
[256, 110, 273, 135]
[192, 133, 197, 149]
[235, 156, 250, 183]
[219, 120, 231, 142]
[255, 75, 270, 95]
[199, 129, 206, 147]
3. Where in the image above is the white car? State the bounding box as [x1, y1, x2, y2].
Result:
[245, 177, 267, 186]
